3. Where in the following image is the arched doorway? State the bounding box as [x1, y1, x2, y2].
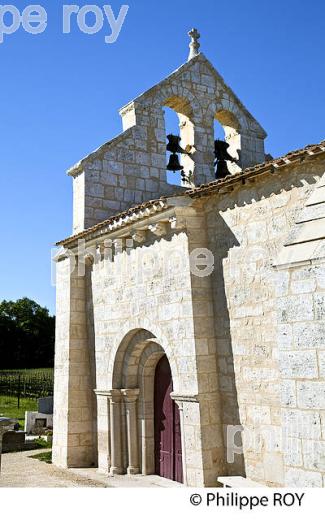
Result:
[154, 355, 183, 483]
[107, 329, 183, 481]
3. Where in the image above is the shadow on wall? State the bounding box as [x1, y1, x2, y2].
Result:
[208, 215, 245, 476]
[86, 265, 98, 466]
[217, 164, 321, 213]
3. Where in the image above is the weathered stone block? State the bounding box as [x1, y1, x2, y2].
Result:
[282, 409, 321, 440]
[318, 351, 325, 377]
[291, 278, 316, 294]
[303, 440, 325, 472]
[277, 295, 314, 323]
[277, 324, 293, 350]
[280, 380, 297, 408]
[297, 382, 325, 409]
[293, 322, 325, 349]
[246, 405, 271, 425]
[285, 467, 322, 487]
[279, 350, 318, 379]
[314, 293, 325, 320]
[284, 437, 303, 467]
[263, 452, 284, 484]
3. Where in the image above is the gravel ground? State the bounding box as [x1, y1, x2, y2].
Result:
[0, 449, 108, 487]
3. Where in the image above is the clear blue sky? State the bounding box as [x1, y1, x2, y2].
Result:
[0, 0, 324, 315]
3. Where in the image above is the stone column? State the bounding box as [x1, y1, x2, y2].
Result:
[94, 390, 111, 474]
[122, 389, 140, 475]
[107, 390, 124, 475]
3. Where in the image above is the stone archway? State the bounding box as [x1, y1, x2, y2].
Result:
[99, 329, 184, 481]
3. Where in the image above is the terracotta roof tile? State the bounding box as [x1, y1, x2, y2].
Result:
[56, 198, 168, 246]
[185, 140, 325, 198]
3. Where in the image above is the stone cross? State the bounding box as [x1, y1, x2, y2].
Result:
[188, 28, 201, 61]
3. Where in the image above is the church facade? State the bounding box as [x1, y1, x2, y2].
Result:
[53, 31, 325, 487]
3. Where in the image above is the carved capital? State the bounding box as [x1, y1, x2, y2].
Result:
[121, 389, 140, 403]
[107, 389, 123, 404]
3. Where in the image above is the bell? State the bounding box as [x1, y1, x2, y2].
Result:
[215, 159, 229, 179]
[167, 134, 188, 155]
[214, 139, 238, 179]
[214, 139, 234, 162]
[167, 152, 184, 172]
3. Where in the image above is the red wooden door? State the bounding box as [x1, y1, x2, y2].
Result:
[154, 355, 183, 483]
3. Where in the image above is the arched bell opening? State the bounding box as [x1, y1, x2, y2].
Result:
[163, 95, 195, 188]
[214, 109, 242, 177]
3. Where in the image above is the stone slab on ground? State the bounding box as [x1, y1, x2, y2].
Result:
[70, 468, 183, 488]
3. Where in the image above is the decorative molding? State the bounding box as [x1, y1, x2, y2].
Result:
[149, 222, 167, 237]
[132, 230, 146, 243]
[170, 392, 199, 403]
[169, 216, 186, 231]
[93, 389, 111, 397]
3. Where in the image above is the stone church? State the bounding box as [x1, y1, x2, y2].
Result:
[53, 30, 325, 487]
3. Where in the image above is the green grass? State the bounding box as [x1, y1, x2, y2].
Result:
[0, 368, 54, 430]
[0, 394, 37, 429]
[29, 450, 52, 464]
[34, 437, 52, 449]
[0, 368, 53, 375]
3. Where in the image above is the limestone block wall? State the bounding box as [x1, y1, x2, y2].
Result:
[205, 158, 325, 486]
[274, 171, 325, 486]
[88, 211, 224, 486]
[276, 263, 325, 486]
[89, 231, 196, 395]
[70, 54, 266, 234]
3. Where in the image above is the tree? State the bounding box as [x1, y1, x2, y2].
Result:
[0, 298, 55, 369]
